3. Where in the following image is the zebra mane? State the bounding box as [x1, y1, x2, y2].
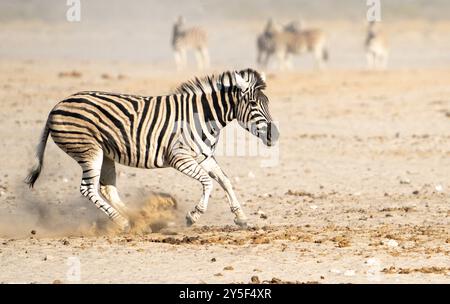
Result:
[174, 69, 266, 95]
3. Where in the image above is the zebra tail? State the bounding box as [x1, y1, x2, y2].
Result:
[25, 118, 50, 188]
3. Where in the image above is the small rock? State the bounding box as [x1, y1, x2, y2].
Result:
[52, 279, 63, 284]
[309, 204, 318, 210]
[344, 270, 356, 276]
[412, 190, 419, 195]
[399, 178, 411, 185]
[43, 255, 53, 261]
[250, 276, 260, 284]
[30, 230, 36, 235]
[214, 273, 223, 277]
[366, 258, 380, 266]
[384, 239, 398, 247]
[223, 266, 234, 271]
[257, 209, 268, 219]
[435, 184, 443, 192]
[211, 258, 216, 262]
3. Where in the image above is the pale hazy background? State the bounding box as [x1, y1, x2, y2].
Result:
[1, 0, 450, 69]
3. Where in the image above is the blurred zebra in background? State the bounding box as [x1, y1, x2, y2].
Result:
[256, 18, 328, 70]
[256, 19, 280, 68]
[365, 21, 389, 70]
[172, 16, 209, 71]
[25, 69, 279, 231]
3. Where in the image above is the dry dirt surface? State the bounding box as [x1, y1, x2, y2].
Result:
[0, 59, 449, 283]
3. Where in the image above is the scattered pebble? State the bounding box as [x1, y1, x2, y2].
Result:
[344, 270, 356, 276]
[435, 184, 443, 192]
[384, 239, 398, 247]
[58, 71, 82, 78]
[223, 266, 234, 271]
[366, 258, 381, 266]
[399, 178, 411, 185]
[250, 276, 260, 284]
[257, 209, 268, 219]
[211, 258, 216, 262]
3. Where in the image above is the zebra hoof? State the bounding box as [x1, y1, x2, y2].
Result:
[234, 217, 248, 228]
[114, 218, 131, 234]
[185, 211, 196, 227]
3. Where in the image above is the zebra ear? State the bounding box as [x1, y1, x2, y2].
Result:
[260, 72, 266, 82]
[234, 72, 249, 91]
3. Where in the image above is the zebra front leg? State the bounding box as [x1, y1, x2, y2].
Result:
[366, 51, 375, 70]
[201, 157, 248, 228]
[314, 48, 324, 70]
[169, 153, 213, 226]
[180, 48, 188, 70]
[78, 152, 130, 231]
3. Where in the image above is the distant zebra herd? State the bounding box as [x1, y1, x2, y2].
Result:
[173, 17, 389, 70]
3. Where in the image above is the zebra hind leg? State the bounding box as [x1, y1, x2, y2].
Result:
[99, 156, 129, 217]
[78, 151, 130, 232]
[195, 49, 204, 70]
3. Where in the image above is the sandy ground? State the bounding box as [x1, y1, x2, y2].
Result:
[0, 1, 449, 283]
[0, 60, 449, 283]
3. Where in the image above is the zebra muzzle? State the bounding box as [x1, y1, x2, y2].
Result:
[259, 122, 279, 146]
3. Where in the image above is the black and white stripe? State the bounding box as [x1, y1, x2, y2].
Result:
[25, 68, 279, 230]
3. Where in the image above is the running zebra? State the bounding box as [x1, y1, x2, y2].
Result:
[172, 16, 210, 71]
[365, 21, 389, 70]
[25, 69, 279, 231]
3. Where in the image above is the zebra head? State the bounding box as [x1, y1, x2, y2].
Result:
[234, 69, 279, 147]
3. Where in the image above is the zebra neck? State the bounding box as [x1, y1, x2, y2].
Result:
[200, 89, 238, 129]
